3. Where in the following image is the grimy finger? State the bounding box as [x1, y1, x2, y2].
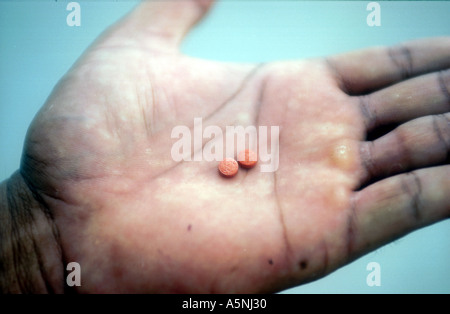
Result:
[359, 113, 450, 184]
[326, 37, 450, 95]
[348, 166, 450, 260]
[357, 69, 450, 131]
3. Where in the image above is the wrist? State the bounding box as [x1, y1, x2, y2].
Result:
[0, 171, 64, 293]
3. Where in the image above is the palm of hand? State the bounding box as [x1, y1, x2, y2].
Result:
[21, 2, 449, 293]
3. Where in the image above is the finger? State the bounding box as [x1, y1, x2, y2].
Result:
[359, 113, 450, 184]
[357, 69, 450, 131]
[108, 0, 214, 50]
[348, 166, 450, 260]
[327, 37, 450, 95]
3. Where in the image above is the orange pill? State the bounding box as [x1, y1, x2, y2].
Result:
[218, 158, 239, 178]
[237, 149, 258, 169]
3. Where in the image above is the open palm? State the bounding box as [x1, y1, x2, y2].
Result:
[21, 1, 450, 293]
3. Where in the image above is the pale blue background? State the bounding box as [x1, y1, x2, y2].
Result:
[1, 0, 449, 293]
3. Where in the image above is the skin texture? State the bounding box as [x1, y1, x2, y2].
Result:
[2, 0, 449, 293]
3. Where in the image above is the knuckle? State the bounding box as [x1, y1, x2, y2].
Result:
[433, 114, 450, 147]
[358, 95, 376, 130]
[360, 141, 377, 179]
[433, 114, 450, 162]
[387, 45, 413, 79]
[438, 69, 450, 107]
[400, 172, 423, 221]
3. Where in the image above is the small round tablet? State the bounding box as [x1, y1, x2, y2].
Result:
[218, 158, 239, 178]
[237, 149, 258, 169]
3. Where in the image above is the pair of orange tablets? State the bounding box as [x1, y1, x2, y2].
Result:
[218, 149, 257, 178]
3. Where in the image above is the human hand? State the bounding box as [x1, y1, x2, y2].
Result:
[14, 0, 450, 293]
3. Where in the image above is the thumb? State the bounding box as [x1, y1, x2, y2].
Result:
[114, 0, 214, 51]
